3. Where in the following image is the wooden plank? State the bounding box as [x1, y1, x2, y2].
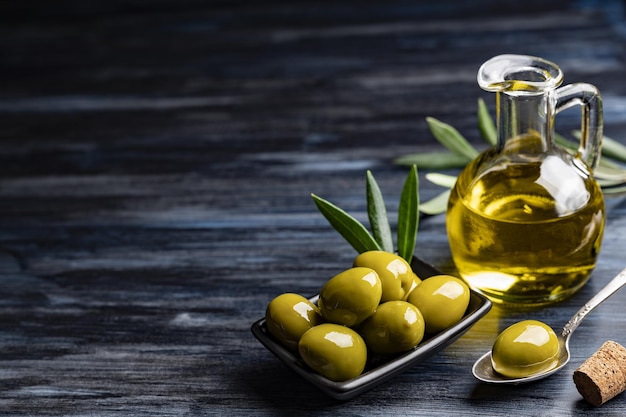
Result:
[1, 0, 626, 415]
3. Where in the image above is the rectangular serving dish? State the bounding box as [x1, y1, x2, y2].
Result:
[251, 257, 492, 400]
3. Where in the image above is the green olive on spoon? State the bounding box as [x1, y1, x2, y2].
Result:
[472, 268, 626, 384]
[490, 320, 560, 378]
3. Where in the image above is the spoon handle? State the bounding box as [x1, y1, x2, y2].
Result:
[561, 268, 626, 338]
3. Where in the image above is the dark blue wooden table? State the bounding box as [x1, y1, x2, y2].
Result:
[2, 1, 626, 415]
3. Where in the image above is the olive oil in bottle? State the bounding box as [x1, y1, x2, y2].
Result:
[449, 55, 606, 305]
[447, 142, 605, 304]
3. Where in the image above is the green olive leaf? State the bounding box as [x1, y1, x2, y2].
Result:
[600, 135, 626, 163]
[594, 165, 626, 183]
[598, 156, 625, 170]
[555, 132, 624, 170]
[366, 170, 394, 253]
[597, 177, 626, 187]
[426, 117, 480, 160]
[311, 193, 381, 254]
[419, 189, 451, 215]
[572, 130, 626, 163]
[602, 186, 626, 194]
[425, 172, 457, 188]
[478, 98, 497, 146]
[397, 165, 419, 263]
[393, 152, 471, 169]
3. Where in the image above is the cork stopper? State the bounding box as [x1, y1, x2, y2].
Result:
[573, 341, 626, 406]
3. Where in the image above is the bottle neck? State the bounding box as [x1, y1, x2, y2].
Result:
[496, 91, 554, 153]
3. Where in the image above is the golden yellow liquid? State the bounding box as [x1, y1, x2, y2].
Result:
[447, 149, 605, 305]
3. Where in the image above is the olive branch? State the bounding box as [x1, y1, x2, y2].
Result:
[395, 98, 626, 215]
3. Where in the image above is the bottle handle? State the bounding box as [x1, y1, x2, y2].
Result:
[555, 83, 603, 172]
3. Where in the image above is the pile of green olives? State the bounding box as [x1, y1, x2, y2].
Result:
[264, 251, 471, 381]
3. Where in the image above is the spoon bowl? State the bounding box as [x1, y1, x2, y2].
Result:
[472, 268, 626, 384]
[472, 335, 569, 384]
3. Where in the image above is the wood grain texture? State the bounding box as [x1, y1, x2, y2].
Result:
[2, 0, 626, 415]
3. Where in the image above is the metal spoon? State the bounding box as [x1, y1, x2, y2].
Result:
[472, 267, 626, 384]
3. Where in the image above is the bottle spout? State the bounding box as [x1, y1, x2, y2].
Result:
[478, 54, 563, 95]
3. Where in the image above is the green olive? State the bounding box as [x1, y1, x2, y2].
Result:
[353, 251, 418, 302]
[491, 320, 560, 378]
[407, 274, 470, 334]
[265, 293, 324, 351]
[359, 301, 425, 355]
[318, 267, 382, 327]
[408, 272, 422, 297]
[298, 323, 367, 381]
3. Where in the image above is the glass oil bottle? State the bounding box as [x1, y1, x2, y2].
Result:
[447, 55, 605, 305]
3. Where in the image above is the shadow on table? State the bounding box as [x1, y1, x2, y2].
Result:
[232, 359, 342, 412]
[469, 378, 613, 414]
